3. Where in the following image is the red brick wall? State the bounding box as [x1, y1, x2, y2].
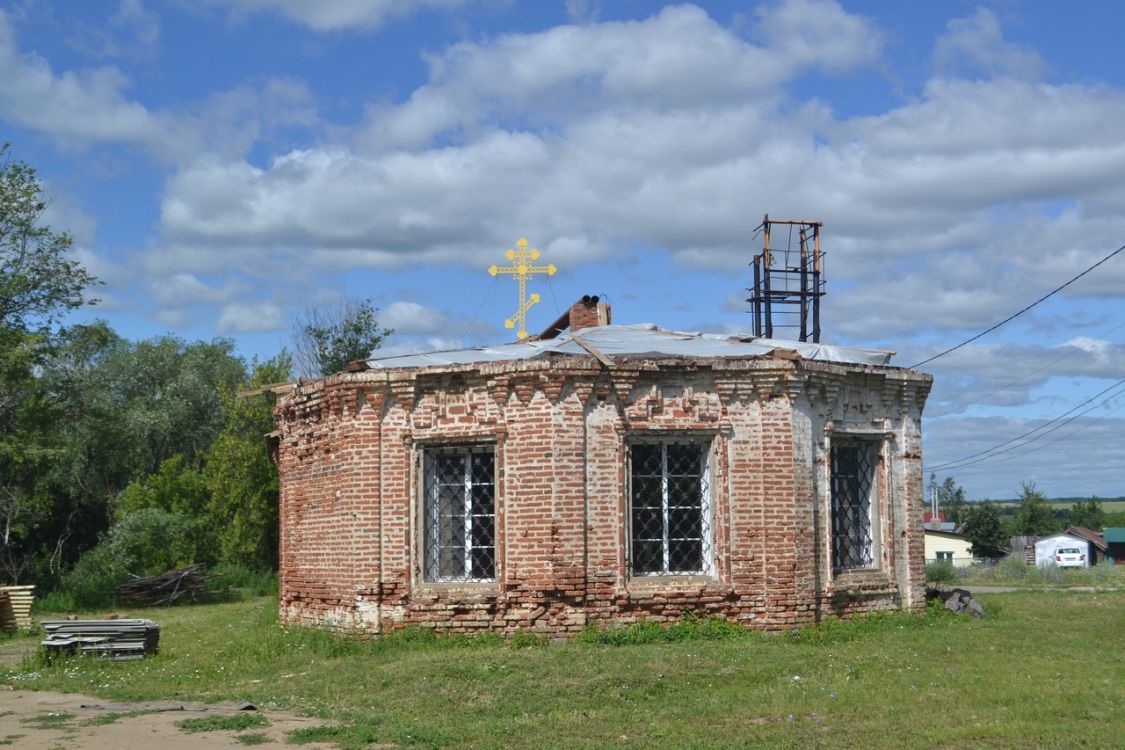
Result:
[275, 358, 931, 636]
[568, 298, 601, 331]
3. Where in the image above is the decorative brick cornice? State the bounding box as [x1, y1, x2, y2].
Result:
[388, 379, 416, 412]
[610, 369, 641, 405]
[487, 377, 511, 409]
[540, 374, 567, 404]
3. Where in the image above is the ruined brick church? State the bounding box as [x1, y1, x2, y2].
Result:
[274, 297, 932, 636]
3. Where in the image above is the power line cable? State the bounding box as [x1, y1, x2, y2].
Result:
[545, 273, 562, 318]
[467, 275, 499, 334]
[911, 242, 1125, 368]
[928, 377, 1125, 472]
[934, 318, 1125, 418]
[935, 395, 1125, 474]
[1016, 397, 1125, 459]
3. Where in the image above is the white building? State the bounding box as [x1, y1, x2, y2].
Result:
[924, 529, 974, 567]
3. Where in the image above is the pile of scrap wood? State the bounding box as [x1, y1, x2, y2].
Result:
[116, 564, 220, 605]
[41, 619, 160, 661]
[0, 585, 35, 630]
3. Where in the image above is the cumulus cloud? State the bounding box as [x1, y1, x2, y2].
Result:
[374, 335, 474, 358]
[0, 10, 318, 161]
[150, 273, 243, 307]
[932, 7, 1046, 81]
[140, 1, 1125, 350]
[360, 3, 879, 151]
[924, 414, 1125, 499]
[920, 338, 1125, 415]
[0, 9, 171, 151]
[211, 0, 469, 31]
[217, 301, 284, 333]
[380, 300, 448, 334]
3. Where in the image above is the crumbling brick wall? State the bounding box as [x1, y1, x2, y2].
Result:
[275, 356, 931, 636]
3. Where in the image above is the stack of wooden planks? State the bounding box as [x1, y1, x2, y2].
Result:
[41, 619, 161, 661]
[0, 585, 35, 631]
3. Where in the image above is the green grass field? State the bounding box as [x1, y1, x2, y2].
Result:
[986, 498, 1125, 513]
[1046, 499, 1125, 515]
[3, 593, 1123, 749]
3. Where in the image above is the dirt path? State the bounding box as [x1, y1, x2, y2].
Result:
[0, 689, 335, 749]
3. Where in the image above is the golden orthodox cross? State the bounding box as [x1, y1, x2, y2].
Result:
[488, 237, 557, 340]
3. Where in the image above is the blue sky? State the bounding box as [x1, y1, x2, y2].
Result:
[3, 1, 1123, 500]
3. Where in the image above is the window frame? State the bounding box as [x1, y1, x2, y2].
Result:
[626, 435, 714, 578]
[419, 444, 498, 584]
[828, 436, 882, 575]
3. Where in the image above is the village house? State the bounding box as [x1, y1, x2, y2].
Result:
[273, 297, 932, 636]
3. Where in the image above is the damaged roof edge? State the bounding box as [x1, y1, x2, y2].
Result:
[363, 323, 895, 370]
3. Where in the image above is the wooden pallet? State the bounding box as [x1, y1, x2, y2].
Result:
[0, 585, 35, 631]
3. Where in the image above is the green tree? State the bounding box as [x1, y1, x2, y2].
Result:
[961, 501, 1008, 559]
[0, 146, 99, 581]
[1067, 497, 1105, 531]
[113, 336, 247, 474]
[116, 455, 211, 519]
[931, 473, 968, 527]
[0, 144, 98, 330]
[109, 508, 202, 575]
[205, 352, 292, 570]
[1012, 481, 1057, 536]
[294, 297, 391, 376]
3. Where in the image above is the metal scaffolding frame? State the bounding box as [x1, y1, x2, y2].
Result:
[747, 214, 826, 342]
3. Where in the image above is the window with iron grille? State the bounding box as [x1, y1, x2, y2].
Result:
[422, 446, 496, 582]
[629, 440, 712, 576]
[830, 439, 879, 573]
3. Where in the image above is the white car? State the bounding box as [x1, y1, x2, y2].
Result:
[1054, 547, 1087, 568]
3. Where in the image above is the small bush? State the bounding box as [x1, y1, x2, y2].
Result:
[207, 563, 278, 599]
[39, 543, 129, 611]
[925, 560, 957, 584]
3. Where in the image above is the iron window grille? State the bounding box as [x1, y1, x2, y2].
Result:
[830, 439, 878, 573]
[629, 440, 712, 576]
[422, 446, 496, 582]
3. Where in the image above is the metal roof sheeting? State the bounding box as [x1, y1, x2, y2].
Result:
[365, 324, 894, 370]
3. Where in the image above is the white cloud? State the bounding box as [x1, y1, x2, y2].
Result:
[150, 273, 241, 306]
[112, 0, 160, 54]
[924, 414, 1125, 499]
[212, 0, 469, 31]
[217, 301, 284, 333]
[144, 2, 1125, 347]
[920, 339, 1125, 415]
[376, 299, 496, 339]
[0, 9, 170, 151]
[361, 3, 879, 151]
[932, 8, 1045, 81]
[752, 0, 881, 74]
[374, 335, 470, 358]
[379, 300, 448, 334]
[0, 11, 317, 161]
[565, 0, 601, 25]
